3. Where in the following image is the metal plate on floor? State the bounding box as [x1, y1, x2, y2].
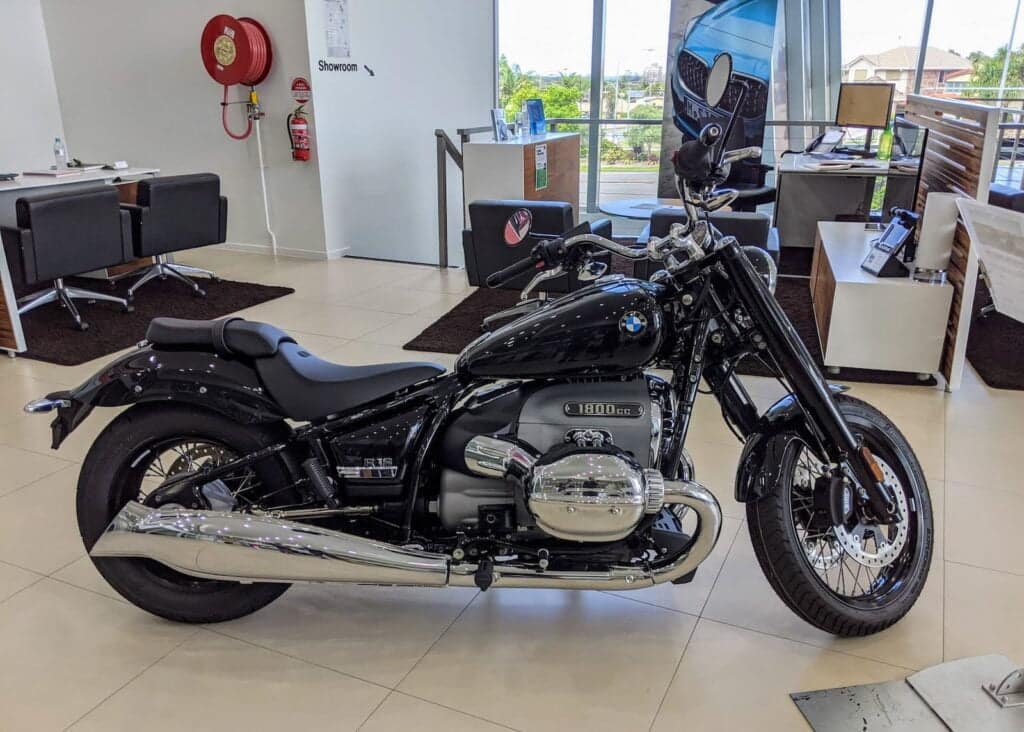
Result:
[908, 654, 1024, 732]
[791, 680, 945, 731]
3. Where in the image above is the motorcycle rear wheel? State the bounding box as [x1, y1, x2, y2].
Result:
[77, 403, 300, 623]
[746, 394, 933, 637]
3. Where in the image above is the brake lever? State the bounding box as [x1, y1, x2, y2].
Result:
[521, 265, 565, 301]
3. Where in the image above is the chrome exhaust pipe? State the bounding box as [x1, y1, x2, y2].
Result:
[92, 480, 721, 591]
[91, 501, 450, 586]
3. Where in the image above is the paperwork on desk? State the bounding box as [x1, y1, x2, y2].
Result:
[957, 198, 1024, 323]
[799, 159, 891, 172]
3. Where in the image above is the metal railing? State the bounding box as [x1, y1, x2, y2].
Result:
[433, 118, 833, 267]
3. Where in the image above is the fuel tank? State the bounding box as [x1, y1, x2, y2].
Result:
[457, 277, 666, 379]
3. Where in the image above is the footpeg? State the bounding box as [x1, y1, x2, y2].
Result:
[474, 557, 495, 591]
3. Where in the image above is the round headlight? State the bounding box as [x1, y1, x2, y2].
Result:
[742, 246, 778, 295]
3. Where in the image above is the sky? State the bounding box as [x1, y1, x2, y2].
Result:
[498, 0, 1023, 77]
[841, 0, 1022, 60]
[499, 0, 672, 76]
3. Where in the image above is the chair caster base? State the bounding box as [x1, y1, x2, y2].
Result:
[193, 288, 206, 298]
[124, 304, 135, 314]
[75, 321, 89, 332]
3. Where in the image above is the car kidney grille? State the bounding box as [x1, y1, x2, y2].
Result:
[677, 51, 708, 98]
[677, 50, 768, 119]
[720, 78, 768, 118]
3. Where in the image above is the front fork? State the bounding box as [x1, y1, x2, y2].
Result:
[715, 241, 900, 523]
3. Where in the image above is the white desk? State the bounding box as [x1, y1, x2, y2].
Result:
[776, 154, 920, 248]
[810, 222, 953, 375]
[0, 167, 159, 353]
[463, 132, 580, 220]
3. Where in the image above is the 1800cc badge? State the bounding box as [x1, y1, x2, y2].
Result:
[564, 402, 644, 418]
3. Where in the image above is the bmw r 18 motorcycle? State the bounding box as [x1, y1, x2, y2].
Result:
[26, 55, 931, 635]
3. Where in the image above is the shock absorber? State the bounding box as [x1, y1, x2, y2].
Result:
[302, 456, 340, 508]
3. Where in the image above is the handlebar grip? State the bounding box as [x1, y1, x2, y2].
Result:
[486, 256, 539, 288]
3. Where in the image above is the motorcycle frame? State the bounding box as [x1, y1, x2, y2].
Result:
[45, 238, 897, 537]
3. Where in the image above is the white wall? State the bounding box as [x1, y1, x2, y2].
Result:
[39, 0, 327, 257]
[304, 0, 495, 264]
[0, 0, 65, 172]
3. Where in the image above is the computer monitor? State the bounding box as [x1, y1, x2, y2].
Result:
[835, 82, 895, 129]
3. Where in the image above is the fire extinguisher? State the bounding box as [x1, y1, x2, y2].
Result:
[287, 105, 310, 161]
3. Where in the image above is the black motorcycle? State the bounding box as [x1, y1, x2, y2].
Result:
[26, 54, 931, 634]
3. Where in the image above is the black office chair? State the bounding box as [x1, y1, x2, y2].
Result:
[1, 186, 133, 330]
[122, 173, 227, 298]
[727, 162, 776, 213]
[462, 200, 612, 291]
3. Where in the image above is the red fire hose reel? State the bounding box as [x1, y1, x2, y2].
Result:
[200, 15, 273, 139]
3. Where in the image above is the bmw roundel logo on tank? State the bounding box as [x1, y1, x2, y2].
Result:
[620, 311, 648, 336]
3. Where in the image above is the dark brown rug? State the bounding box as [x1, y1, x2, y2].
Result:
[404, 277, 937, 387]
[966, 278, 1024, 391]
[779, 246, 814, 277]
[16, 276, 294, 366]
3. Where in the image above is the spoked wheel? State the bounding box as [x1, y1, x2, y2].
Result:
[789, 443, 913, 601]
[77, 404, 301, 623]
[747, 394, 933, 636]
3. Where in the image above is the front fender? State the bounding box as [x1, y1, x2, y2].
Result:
[43, 346, 284, 449]
[734, 385, 848, 503]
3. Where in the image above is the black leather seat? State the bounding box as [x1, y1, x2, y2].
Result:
[146, 317, 445, 420]
[255, 342, 445, 421]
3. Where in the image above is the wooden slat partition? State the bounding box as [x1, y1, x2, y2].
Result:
[905, 94, 1001, 391]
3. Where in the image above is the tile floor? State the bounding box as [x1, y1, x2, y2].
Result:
[0, 248, 1021, 731]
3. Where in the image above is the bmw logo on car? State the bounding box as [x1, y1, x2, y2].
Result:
[620, 311, 647, 335]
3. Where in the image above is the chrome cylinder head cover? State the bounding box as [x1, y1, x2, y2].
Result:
[527, 449, 663, 542]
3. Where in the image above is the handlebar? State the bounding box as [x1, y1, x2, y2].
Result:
[485, 255, 541, 288]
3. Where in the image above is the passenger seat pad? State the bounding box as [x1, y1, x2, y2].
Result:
[146, 317, 294, 357]
[255, 341, 445, 420]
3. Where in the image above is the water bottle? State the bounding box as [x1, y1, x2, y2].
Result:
[877, 123, 894, 161]
[53, 137, 67, 169]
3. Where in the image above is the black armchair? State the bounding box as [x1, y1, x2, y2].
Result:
[122, 173, 227, 298]
[462, 200, 612, 292]
[1, 186, 133, 330]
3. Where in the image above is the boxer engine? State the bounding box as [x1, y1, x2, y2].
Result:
[438, 376, 674, 542]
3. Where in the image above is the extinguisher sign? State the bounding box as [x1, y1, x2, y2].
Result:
[290, 77, 312, 104]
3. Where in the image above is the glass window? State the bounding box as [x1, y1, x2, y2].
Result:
[497, 1, 593, 122]
[840, 1, 927, 112]
[598, 0, 671, 204]
[498, 1, 593, 207]
[926, 0, 1021, 103]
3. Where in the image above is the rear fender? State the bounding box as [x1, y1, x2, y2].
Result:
[42, 346, 284, 449]
[734, 385, 848, 503]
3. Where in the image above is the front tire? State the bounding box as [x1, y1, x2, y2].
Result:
[77, 403, 300, 623]
[746, 395, 933, 637]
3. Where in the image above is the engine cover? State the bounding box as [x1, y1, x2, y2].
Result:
[527, 445, 663, 542]
[517, 379, 655, 466]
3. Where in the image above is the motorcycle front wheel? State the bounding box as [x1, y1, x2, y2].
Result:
[746, 394, 933, 637]
[77, 403, 301, 623]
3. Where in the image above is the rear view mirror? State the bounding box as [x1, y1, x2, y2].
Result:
[705, 53, 733, 108]
[504, 208, 533, 247]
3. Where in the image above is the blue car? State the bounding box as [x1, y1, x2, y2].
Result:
[670, 0, 776, 186]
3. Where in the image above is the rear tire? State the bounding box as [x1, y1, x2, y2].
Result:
[746, 395, 933, 637]
[77, 403, 299, 623]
